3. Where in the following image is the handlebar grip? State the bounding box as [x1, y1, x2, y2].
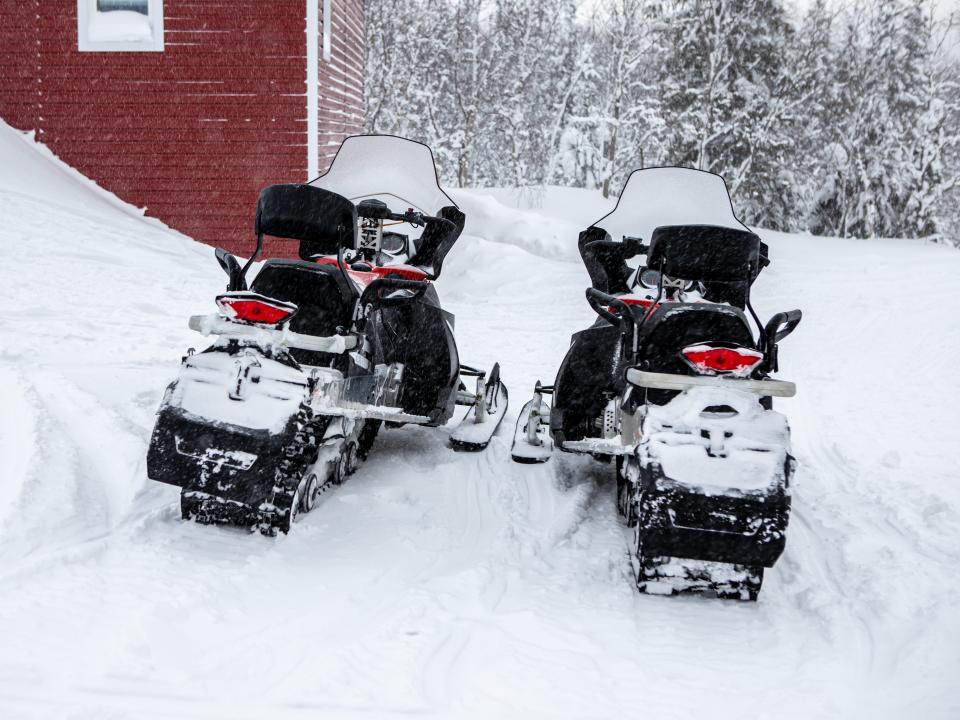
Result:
[359, 277, 429, 309]
[385, 211, 419, 223]
[764, 309, 802, 344]
[585, 288, 632, 329]
[584, 237, 649, 259]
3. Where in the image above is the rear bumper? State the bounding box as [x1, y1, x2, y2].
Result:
[180, 490, 265, 526]
[637, 465, 791, 568]
[147, 406, 294, 506]
[627, 368, 796, 397]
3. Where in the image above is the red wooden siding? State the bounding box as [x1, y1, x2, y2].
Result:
[0, 1, 41, 132]
[0, 1, 367, 259]
[317, 0, 364, 170]
[260, 0, 365, 258]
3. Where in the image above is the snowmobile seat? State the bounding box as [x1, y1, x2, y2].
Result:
[634, 302, 756, 404]
[250, 259, 355, 367]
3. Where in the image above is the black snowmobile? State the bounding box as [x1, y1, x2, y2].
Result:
[147, 135, 507, 535]
[512, 168, 800, 600]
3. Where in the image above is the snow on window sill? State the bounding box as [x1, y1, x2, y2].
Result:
[78, 3, 164, 52]
[88, 11, 153, 43]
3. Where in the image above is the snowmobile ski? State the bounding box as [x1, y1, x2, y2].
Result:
[510, 382, 554, 463]
[449, 363, 508, 451]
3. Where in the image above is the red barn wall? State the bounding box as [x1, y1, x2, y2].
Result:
[0, 1, 41, 132]
[0, 1, 367, 259]
[317, 0, 364, 172]
[260, 0, 365, 258]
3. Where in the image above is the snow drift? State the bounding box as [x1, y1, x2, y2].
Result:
[1, 119, 959, 719]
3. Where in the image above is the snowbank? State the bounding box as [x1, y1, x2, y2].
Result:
[0, 120, 173, 228]
[1, 122, 959, 720]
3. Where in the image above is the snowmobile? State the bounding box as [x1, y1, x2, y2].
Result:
[511, 168, 801, 600]
[147, 135, 507, 535]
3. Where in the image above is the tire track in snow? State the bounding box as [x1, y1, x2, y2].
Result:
[0, 368, 35, 535]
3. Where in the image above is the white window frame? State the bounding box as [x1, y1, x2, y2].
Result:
[322, 0, 331, 61]
[77, 0, 165, 52]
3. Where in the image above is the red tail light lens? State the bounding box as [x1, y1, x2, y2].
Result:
[608, 296, 659, 314]
[216, 294, 297, 326]
[681, 344, 763, 376]
[371, 265, 429, 282]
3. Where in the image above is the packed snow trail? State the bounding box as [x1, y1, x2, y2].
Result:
[1, 123, 959, 719]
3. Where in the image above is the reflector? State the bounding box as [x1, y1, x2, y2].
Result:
[681, 344, 763, 375]
[216, 294, 297, 325]
[608, 295, 660, 313]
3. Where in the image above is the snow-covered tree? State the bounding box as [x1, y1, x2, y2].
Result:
[653, 0, 810, 230]
[365, 0, 960, 240]
[568, 0, 665, 197]
[810, 0, 960, 239]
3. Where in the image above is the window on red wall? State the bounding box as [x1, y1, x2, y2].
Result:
[77, 0, 164, 52]
[99, 0, 148, 11]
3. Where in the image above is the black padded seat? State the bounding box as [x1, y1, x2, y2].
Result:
[250, 259, 355, 366]
[634, 302, 756, 404]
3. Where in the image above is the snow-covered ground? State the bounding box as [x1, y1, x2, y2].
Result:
[1, 121, 959, 719]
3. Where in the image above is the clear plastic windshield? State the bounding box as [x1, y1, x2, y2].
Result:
[592, 167, 747, 243]
[309, 135, 455, 217]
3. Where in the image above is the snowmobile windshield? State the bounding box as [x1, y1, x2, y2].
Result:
[309, 135, 456, 218]
[592, 167, 748, 244]
[305, 135, 463, 278]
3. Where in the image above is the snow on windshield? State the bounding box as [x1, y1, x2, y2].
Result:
[310, 135, 456, 216]
[592, 167, 748, 243]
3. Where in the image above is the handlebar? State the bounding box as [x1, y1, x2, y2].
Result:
[760, 308, 802, 373]
[585, 288, 635, 334]
[583, 236, 648, 260]
[356, 204, 456, 233]
[763, 309, 802, 345]
[359, 277, 430, 310]
[621, 236, 649, 258]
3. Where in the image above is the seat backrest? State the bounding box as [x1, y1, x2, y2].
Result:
[647, 224, 762, 283]
[254, 184, 357, 259]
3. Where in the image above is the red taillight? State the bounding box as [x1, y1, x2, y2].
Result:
[216, 294, 297, 325]
[681, 344, 763, 376]
[371, 264, 429, 282]
[608, 296, 659, 314]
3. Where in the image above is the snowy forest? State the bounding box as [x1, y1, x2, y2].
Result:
[365, 0, 960, 242]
